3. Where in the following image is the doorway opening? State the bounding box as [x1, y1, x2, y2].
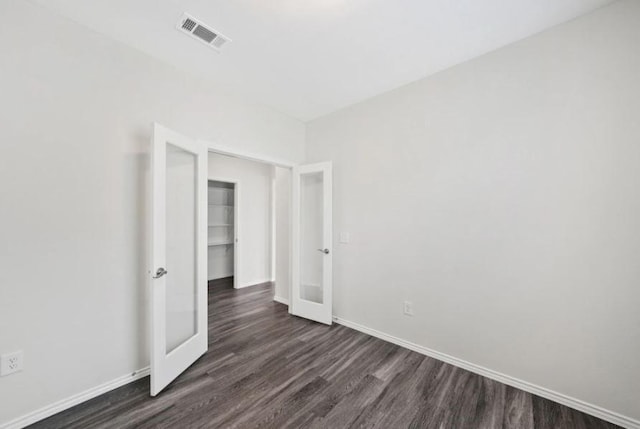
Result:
[207, 152, 284, 293]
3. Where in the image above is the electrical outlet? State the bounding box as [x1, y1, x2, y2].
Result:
[403, 301, 414, 316]
[1, 351, 24, 376]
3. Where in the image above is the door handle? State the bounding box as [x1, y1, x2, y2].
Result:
[316, 248, 330, 255]
[153, 267, 168, 279]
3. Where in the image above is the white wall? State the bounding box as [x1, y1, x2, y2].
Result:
[208, 153, 274, 287]
[0, 1, 304, 426]
[274, 167, 292, 303]
[306, 0, 640, 424]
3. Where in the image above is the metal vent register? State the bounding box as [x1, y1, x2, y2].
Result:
[177, 14, 231, 51]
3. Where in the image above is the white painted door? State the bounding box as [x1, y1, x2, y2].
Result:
[291, 162, 333, 325]
[150, 123, 207, 396]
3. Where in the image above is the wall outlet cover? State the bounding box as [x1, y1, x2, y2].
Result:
[0, 350, 24, 376]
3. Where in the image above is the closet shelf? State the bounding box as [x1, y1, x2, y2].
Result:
[208, 241, 234, 246]
[208, 180, 235, 282]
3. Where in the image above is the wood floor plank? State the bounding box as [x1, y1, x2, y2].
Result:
[503, 386, 534, 429]
[28, 279, 620, 429]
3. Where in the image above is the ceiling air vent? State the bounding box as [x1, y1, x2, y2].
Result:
[177, 13, 231, 52]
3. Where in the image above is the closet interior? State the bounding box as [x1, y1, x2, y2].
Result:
[208, 180, 235, 283]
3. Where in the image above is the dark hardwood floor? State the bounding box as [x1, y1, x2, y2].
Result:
[31, 278, 619, 429]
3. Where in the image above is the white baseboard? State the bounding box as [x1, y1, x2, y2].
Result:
[273, 295, 289, 305]
[332, 316, 639, 429]
[0, 367, 150, 429]
[237, 279, 273, 289]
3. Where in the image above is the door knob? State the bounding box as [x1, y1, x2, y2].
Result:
[316, 248, 330, 254]
[153, 267, 168, 278]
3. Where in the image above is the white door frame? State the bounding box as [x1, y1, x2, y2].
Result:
[201, 140, 295, 304]
[207, 177, 240, 288]
[201, 141, 295, 169]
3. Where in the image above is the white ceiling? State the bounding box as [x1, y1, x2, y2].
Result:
[30, 0, 612, 121]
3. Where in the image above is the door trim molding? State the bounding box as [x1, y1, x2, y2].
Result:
[0, 368, 150, 429]
[333, 316, 639, 429]
[202, 140, 295, 168]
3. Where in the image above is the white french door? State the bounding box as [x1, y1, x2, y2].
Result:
[150, 123, 207, 396]
[291, 162, 333, 325]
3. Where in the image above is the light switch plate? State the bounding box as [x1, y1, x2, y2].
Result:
[339, 232, 351, 244]
[403, 301, 414, 316]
